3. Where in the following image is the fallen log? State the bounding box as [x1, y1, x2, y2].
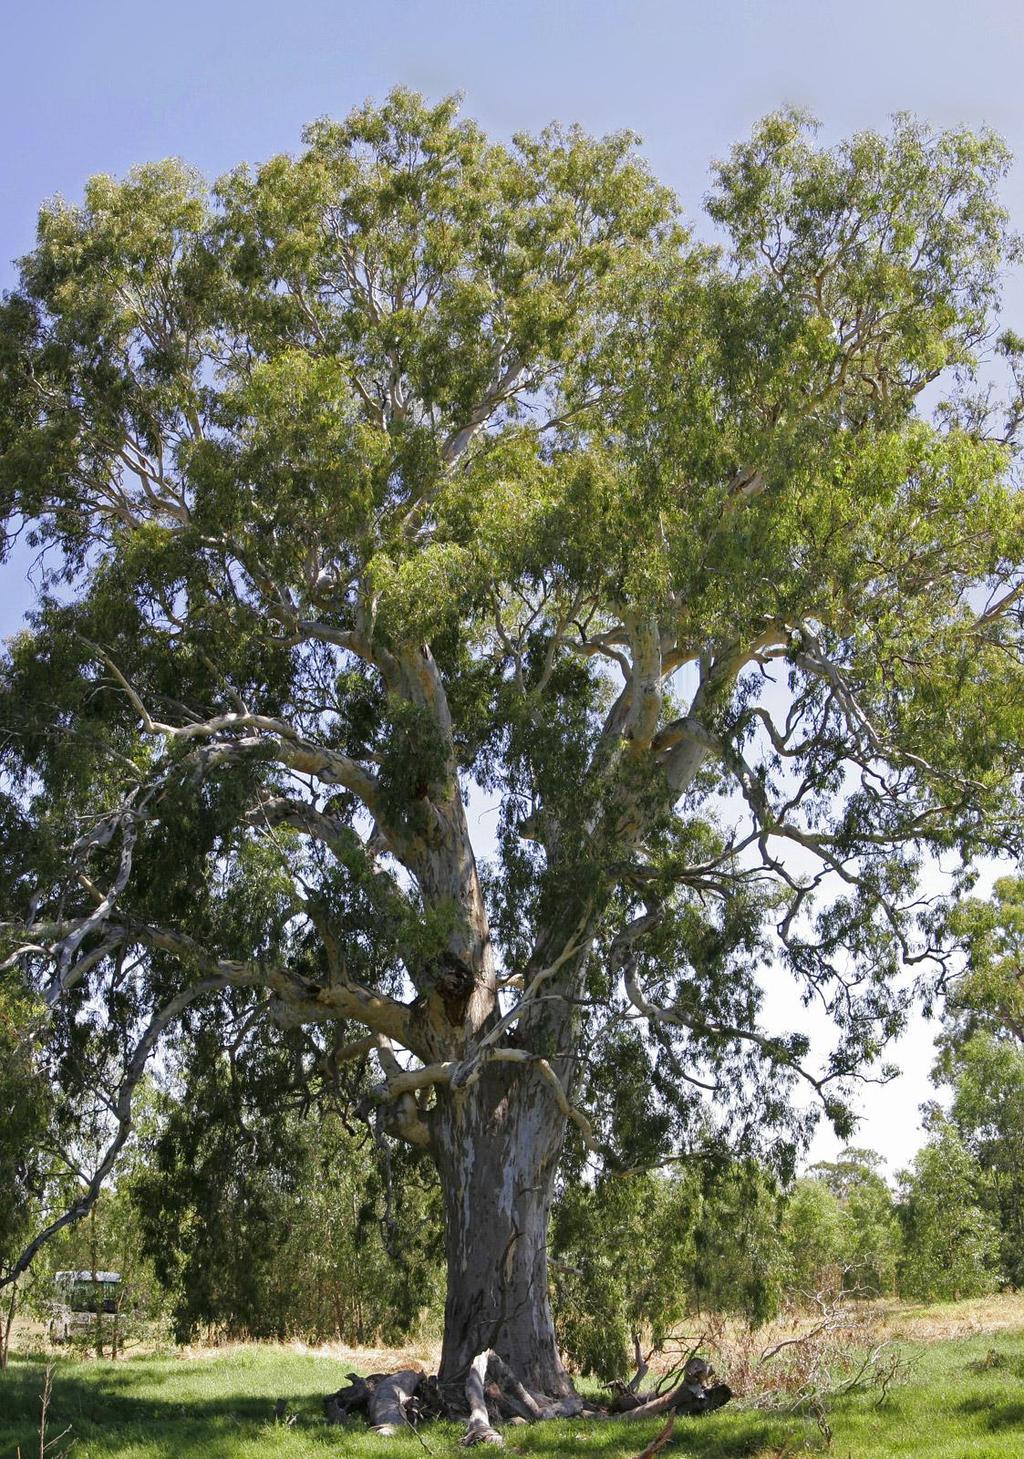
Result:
[475, 1352, 582, 1421]
[615, 1358, 732, 1424]
[405, 1373, 446, 1426]
[607, 1381, 645, 1414]
[484, 1352, 545, 1422]
[321, 1348, 730, 1440]
[616, 1379, 733, 1421]
[369, 1369, 424, 1437]
[324, 1370, 377, 1424]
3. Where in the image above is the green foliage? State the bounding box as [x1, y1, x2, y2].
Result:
[897, 1120, 1001, 1301]
[551, 1160, 789, 1381]
[551, 1173, 695, 1380]
[942, 1031, 1024, 1286]
[40, 1192, 166, 1356]
[131, 1038, 442, 1344]
[839, 1163, 903, 1298]
[0, 977, 50, 1279]
[3, 88, 1024, 1361]
[932, 879, 1024, 1285]
[686, 1161, 788, 1326]
[782, 1178, 849, 1296]
[943, 876, 1024, 1045]
[793, 1149, 903, 1298]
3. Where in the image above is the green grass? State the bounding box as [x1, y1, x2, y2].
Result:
[1, 1326, 1023, 1459]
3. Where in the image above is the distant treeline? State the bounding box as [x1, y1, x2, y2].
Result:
[25, 1039, 1018, 1380]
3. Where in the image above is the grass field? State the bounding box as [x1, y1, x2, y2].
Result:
[1, 1301, 1023, 1459]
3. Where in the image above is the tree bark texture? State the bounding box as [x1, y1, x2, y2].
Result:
[431, 1061, 572, 1399]
[368, 1369, 423, 1435]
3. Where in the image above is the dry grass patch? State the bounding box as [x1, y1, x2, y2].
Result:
[864, 1292, 1024, 1342]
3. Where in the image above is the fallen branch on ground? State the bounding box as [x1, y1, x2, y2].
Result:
[323, 1349, 731, 1445]
[631, 1416, 675, 1459]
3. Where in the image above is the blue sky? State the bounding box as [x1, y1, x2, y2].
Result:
[2, 0, 1023, 1174]
[4, 0, 1024, 278]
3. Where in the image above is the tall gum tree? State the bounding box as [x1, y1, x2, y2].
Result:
[3, 94, 1024, 1410]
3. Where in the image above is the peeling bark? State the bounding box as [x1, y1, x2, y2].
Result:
[368, 1369, 423, 1436]
[432, 1062, 571, 1398]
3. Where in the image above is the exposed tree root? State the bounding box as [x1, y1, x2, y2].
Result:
[323, 1350, 731, 1445]
[463, 1352, 505, 1446]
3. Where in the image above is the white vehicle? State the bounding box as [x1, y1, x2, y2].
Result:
[49, 1270, 122, 1342]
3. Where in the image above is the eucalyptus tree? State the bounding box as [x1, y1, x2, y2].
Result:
[937, 878, 1024, 1282]
[896, 1119, 1001, 1300]
[944, 875, 1024, 1043]
[2, 92, 1024, 1414]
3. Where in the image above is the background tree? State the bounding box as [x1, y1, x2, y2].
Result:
[938, 1033, 1024, 1287]
[781, 1177, 849, 1297]
[684, 1160, 788, 1326]
[808, 1148, 902, 1296]
[551, 1172, 696, 1383]
[896, 1119, 1001, 1301]
[2, 92, 1024, 1411]
[270, 1120, 444, 1346]
[935, 877, 1024, 1285]
[131, 1024, 444, 1344]
[41, 1176, 165, 1359]
[135, 1043, 320, 1344]
[550, 1159, 790, 1382]
[0, 975, 50, 1368]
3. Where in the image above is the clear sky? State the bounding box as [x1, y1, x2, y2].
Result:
[2, 0, 1023, 1177]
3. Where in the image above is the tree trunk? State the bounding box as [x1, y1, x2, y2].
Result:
[432, 1062, 571, 1399]
[0, 1279, 16, 1371]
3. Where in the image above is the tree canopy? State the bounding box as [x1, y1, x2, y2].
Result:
[2, 90, 1024, 1399]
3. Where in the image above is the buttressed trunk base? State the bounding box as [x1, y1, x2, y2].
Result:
[432, 1063, 571, 1399]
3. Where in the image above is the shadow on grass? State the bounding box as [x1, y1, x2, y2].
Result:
[957, 1395, 1024, 1432]
[511, 1409, 804, 1459]
[0, 1356, 811, 1459]
[0, 1365, 805, 1459]
[2, 1354, 289, 1413]
[0, 1356, 342, 1459]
